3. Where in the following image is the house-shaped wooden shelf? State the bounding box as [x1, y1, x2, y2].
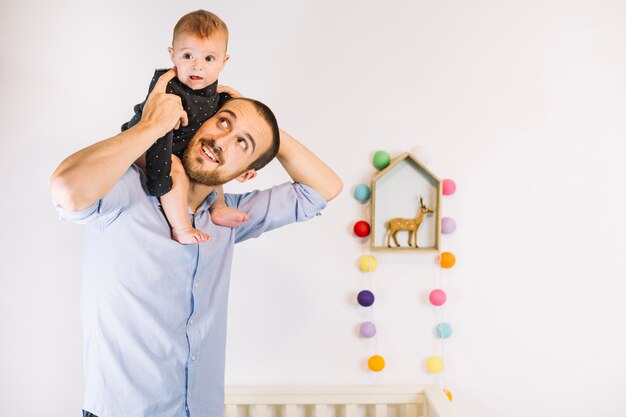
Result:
[371, 152, 442, 252]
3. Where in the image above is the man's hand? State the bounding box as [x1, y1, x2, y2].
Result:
[217, 85, 243, 99]
[138, 68, 189, 137]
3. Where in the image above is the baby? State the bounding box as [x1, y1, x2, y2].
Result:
[122, 10, 248, 244]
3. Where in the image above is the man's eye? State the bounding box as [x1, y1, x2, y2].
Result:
[219, 118, 229, 128]
[206, 56, 215, 62]
[237, 138, 248, 150]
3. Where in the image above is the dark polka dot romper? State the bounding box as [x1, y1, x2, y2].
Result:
[121, 69, 231, 197]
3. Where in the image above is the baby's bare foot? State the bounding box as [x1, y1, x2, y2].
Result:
[172, 226, 211, 244]
[211, 207, 249, 227]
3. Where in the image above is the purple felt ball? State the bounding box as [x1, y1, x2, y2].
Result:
[359, 321, 377, 338]
[441, 217, 456, 234]
[357, 290, 375, 307]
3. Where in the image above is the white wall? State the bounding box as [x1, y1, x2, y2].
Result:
[1, 1, 625, 416]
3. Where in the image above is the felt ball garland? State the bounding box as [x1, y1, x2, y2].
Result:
[351, 149, 458, 401]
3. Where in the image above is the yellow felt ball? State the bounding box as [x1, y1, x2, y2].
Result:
[426, 356, 444, 373]
[443, 389, 453, 401]
[359, 255, 378, 272]
[368, 355, 385, 372]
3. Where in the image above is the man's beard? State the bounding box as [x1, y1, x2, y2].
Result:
[182, 138, 243, 186]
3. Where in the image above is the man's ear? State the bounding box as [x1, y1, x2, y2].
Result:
[236, 169, 256, 183]
[168, 47, 175, 63]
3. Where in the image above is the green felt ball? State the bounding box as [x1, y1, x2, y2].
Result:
[372, 151, 391, 170]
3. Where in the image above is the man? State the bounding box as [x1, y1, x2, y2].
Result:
[50, 69, 342, 417]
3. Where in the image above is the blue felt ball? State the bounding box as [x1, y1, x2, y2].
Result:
[357, 290, 375, 307]
[436, 322, 452, 339]
[354, 183, 371, 203]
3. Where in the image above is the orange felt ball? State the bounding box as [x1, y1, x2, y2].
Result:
[439, 252, 456, 268]
[368, 355, 385, 372]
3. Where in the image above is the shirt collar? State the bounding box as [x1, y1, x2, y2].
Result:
[195, 190, 218, 214]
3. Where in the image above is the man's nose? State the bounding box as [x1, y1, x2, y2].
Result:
[213, 133, 235, 152]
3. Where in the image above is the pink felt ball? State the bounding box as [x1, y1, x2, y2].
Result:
[442, 179, 456, 196]
[353, 220, 371, 238]
[429, 289, 447, 306]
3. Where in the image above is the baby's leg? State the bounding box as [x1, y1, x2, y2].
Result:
[210, 185, 249, 227]
[162, 156, 211, 244]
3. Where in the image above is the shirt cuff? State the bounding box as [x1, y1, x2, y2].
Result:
[293, 182, 327, 220]
[54, 199, 101, 224]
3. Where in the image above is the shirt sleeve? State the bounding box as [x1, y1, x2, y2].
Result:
[227, 182, 327, 244]
[54, 167, 143, 227]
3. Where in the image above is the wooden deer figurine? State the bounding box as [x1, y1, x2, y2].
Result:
[385, 196, 434, 248]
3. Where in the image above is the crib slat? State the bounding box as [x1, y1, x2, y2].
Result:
[375, 404, 388, 417]
[256, 404, 269, 417]
[285, 404, 298, 417]
[225, 404, 237, 417]
[314, 404, 329, 417]
[345, 404, 358, 417]
[405, 403, 419, 417]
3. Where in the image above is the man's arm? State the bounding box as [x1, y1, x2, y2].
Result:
[276, 129, 343, 202]
[216, 85, 343, 202]
[277, 129, 343, 201]
[50, 69, 187, 211]
[230, 128, 342, 243]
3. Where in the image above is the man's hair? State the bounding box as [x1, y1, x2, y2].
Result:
[232, 98, 280, 172]
[173, 10, 229, 48]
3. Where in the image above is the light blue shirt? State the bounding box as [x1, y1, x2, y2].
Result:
[56, 166, 327, 417]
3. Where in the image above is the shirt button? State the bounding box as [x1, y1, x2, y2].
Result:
[189, 318, 194, 324]
[193, 283, 199, 288]
[191, 354, 197, 361]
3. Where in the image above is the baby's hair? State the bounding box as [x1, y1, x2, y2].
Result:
[173, 10, 229, 48]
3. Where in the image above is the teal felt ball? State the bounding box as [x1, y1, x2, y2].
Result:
[354, 183, 371, 202]
[436, 322, 452, 339]
[372, 151, 391, 170]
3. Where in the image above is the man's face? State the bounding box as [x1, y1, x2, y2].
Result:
[183, 99, 273, 186]
[169, 31, 229, 90]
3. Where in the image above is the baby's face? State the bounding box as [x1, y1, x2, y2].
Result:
[169, 31, 229, 90]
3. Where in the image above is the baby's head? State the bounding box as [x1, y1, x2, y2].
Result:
[169, 10, 229, 90]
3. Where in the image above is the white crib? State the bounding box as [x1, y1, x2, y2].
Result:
[224, 385, 457, 417]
